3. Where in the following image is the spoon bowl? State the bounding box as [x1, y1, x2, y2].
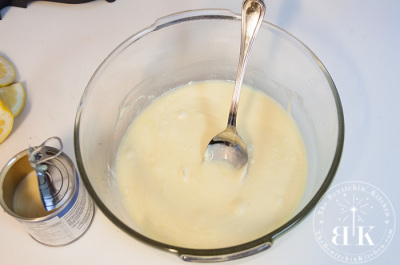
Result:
[204, 125, 248, 169]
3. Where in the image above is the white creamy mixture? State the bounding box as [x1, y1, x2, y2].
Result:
[116, 80, 307, 248]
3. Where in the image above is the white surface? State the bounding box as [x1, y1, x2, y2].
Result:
[0, 0, 399, 264]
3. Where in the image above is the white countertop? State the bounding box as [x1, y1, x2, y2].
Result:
[0, 0, 399, 264]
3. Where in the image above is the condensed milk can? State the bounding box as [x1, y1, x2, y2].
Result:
[0, 137, 94, 246]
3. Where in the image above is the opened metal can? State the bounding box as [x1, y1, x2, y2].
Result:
[0, 137, 94, 246]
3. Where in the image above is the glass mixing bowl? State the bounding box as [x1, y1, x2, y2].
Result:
[74, 9, 344, 262]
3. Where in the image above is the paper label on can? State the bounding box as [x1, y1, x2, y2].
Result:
[20, 174, 94, 246]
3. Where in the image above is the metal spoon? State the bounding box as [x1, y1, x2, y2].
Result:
[204, 0, 265, 169]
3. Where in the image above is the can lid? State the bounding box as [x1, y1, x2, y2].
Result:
[28, 137, 75, 211]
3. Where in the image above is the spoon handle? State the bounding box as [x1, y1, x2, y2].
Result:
[227, 0, 266, 129]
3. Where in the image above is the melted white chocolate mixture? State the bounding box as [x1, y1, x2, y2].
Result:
[116, 80, 307, 248]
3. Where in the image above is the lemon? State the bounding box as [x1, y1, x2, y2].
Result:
[0, 56, 15, 87]
[0, 99, 14, 144]
[0, 82, 26, 117]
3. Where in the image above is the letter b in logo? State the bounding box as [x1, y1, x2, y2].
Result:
[332, 226, 349, 246]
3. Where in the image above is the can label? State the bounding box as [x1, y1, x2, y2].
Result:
[20, 174, 94, 246]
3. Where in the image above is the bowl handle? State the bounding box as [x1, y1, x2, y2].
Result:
[178, 242, 272, 263]
[151, 8, 240, 31]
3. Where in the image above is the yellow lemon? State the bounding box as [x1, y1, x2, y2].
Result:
[0, 99, 14, 144]
[0, 56, 15, 87]
[0, 82, 26, 117]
